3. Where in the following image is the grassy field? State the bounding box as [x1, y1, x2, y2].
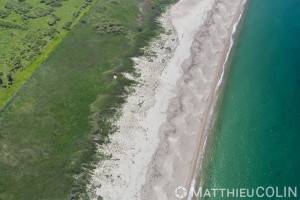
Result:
[0, 0, 176, 199]
[0, 0, 94, 108]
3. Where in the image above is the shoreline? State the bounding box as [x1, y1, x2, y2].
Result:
[187, 1, 248, 198]
[88, 0, 246, 199]
[142, 0, 246, 199]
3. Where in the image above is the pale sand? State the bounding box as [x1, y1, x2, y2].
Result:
[142, 0, 246, 199]
[88, 0, 245, 199]
[88, 10, 179, 200]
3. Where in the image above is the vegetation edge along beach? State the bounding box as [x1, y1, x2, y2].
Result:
[0, 0, 177, 199]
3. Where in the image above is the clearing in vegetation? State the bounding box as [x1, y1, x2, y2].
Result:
[0, 0, 177, 199]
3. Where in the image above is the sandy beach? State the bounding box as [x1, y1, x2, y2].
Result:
[89, 0, 246, 199]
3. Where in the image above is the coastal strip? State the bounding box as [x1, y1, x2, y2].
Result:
[187, 1, 248, 199]
[89, 10, 179, 200]
[89, 0, 246, 199]
[142, 0, 246, 199]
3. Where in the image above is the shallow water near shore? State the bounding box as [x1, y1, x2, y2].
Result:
[199, 0, 300, 199]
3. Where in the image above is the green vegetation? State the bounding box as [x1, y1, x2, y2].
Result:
[93, 19, 125, 35]
[0, 0, 177, 199]
[0, 0, 94, 108]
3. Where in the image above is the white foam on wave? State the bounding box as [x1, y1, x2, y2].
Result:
[216, 0, 247, 88]
[187, 1, 247, 199]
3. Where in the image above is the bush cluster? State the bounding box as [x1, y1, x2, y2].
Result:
[0, 72, 14, 87]
[47, 13, 61, 26]
[5, 0, 32, 14]
[0, 20, 27, 30]
[81, 0, 92, 9]
[62, 21, 72, 30]
[25, 7, 53, 19]
[40, 0, 64, 7]
[7, 73, 13, 85]
[73, 11, 80, 18]
[93, 20, 125, 35]
[0, 0, 94, 90]
[44, 27, 60, 38]
[0, 9, 10, 18]
[0, 72, 4, 86]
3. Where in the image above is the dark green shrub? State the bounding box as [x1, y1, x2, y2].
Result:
[7, 73, 13, 83]
[73, 11, 80, 18]
[50, 1, 62, 7]
[26, 7, 50, 19]
[44, 27, 59, 37]
[41, 0, 63, 7]
[5, 0, 32, 14]
[48, 8, 55, 13]
[0, 9, 10, 18]
[47, 14, 60, 26]
[36, 39, 47, 46]
[47, 16, 56, 26]
[13, 56, 21, 68]
[62, 21, 72, 30]
[93, 20, 125, 35]
[0, 20, 27, 30]
[51, 13, 61, 21]
[81, 1, 89, 8]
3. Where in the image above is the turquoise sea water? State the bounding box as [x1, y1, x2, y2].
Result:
[199, 0, 300, 199]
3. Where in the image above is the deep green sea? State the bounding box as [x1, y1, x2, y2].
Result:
[199, 0, 300, 199]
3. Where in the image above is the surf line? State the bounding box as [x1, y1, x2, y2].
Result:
[187, 0, 248, 199]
